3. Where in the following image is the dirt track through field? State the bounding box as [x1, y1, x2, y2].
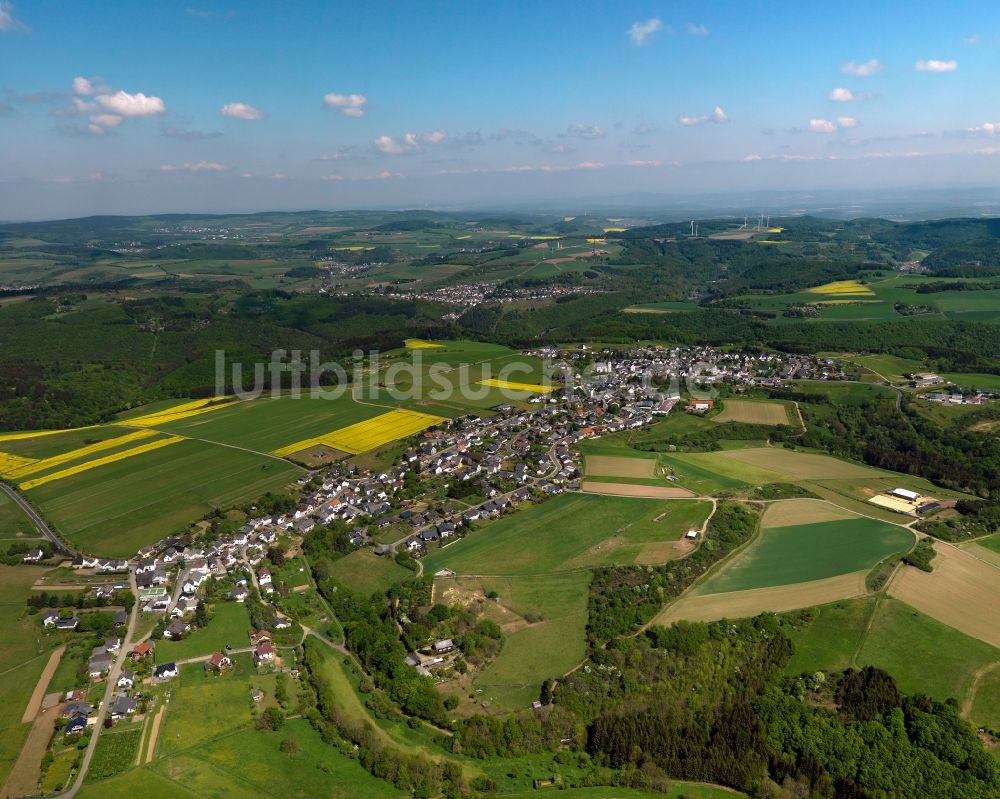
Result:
[145, 705, 165, 763]
[889, 543, 1000, 649]
[21, 645, 63, 723]
[652, 571, 868, 625]
[2, 702, 64, 798]
[581, 481, 696, 499]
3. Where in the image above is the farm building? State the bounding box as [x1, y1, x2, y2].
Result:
[890, 488, 919, 502]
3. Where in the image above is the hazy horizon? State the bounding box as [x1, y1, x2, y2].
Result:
[3, 1, 1000, 219]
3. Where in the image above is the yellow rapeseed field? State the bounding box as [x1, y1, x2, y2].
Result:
[3, 429, 157, 479]
[0, 452, 38, 477]
[477, 378, 555, 393]
[603, 227, 627, 233]
[807, 280, 875, 296]
[404, 339, 445, 349]
[120, 398, 233, 427]
[272, 409, 445, 457]
[19, 437, 184, 490]
[0, 426, 98, 443]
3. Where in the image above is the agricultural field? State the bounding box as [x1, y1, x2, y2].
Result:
[423, 494, 712, 575]
[784, 596, 1000, 724]
[888, 543, 1000, 649]
[713, 399, 797, 426]
[699, 502, 912, 593]
[584, 453, 658, 479]
[0, 492, 38, 538]
[0, 565, 61, 791]
[86, 726, 143, 782]
[28, 438, 301, 556]
[273, 408, 445, 457]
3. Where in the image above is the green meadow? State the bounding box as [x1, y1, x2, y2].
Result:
[701, 518, 912, 593]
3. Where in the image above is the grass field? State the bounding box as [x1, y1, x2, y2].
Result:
[327, 548, 412, 596]
[156, 602, 252, 662]
[784, 596, 878, 675]
[714, 399, 795, 426]
[0, 565, 61, 790]
[423, 494, 712, 575]
[700, 513, 912, 594]
[0, 492, 38, 538]
[437, 571, 591, 712]
[584, 454, 657, 478]
[29, 438, 301, 556]
[86, 726, 143, 782]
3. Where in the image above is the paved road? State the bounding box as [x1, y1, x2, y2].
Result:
[0, 482, 70, 555]
[58, 569, 139, 799]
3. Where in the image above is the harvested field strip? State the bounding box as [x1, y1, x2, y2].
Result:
[760, 499, 855, 529]
[404, 338, 444, 349]
[714, 399, 794, 426]
[273, 408, 445, 456]
[585, 454, 656, 478]
[0, 452, 38, 477]
[20, 437, 184, 490]
[654, 571, 868, 625]
[580, 481, 696, 498]
[4, 429, 157, 478]
[119, 398, 233, 427]
[888, 543, 1000, 649]
[0, 426, 98, 443]
[477, 378, 554, 393]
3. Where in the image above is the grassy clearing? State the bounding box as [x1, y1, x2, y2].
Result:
[158, 667, 256, 756]
[714, 399, 795, 426]
[700, 516, 912, 594]
[784, 596, 877, 675]
[439, 571, 591, 712]
[424, 494, 711, 575]
[970, 666, 1000, 730]
[327, 548, 412, 596]
[156, 602, 253, 662]
[86, 725, 144, 781]
[29, 438, 301, 556]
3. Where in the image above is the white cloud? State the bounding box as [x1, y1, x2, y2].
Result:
[977, 146, 1000, 155]
[575, 161, 605, 169]
[95, 90, 165, 117]
[742, 154, 763, 161]
[809, 119, 837, 133]
[626, 159, 663, 167]
[160, 161, 227, 172]
[915, 59, 957, 72]
[828, 87, 855, 102]
[677, 106, 728, 126]
[422, 129, 447, 144]
[321, 174, 345, 181]
[566, 122, 604, 139]
[0, 1, 27, 32]
[837, 116, 859, 128]
[968, 122, 1000, 135]
[374, 135, 404, 154]
[840, 59, 883, 77]
[686, 23, 709, 36]
[964, 34, 981, 46]
[628, 18, 663, 46]
[73, 77, 94, 96]
[220, 102, 265, 120]
[323, 92, 367, 117]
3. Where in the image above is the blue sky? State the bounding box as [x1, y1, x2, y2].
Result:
[2, 0, 1000, 217]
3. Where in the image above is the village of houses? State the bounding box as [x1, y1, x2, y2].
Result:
[24, 342, 979, 786]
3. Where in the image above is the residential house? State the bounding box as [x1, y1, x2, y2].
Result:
[253, 641, 274, 666]
[206, 652, 232, 672]
[153, 662, 178, 681]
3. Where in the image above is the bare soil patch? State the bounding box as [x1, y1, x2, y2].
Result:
[2, 702, 63, 797]
[653, 571, 868, 625]
[581, 481, 695, 499]
[761, 499, 855, 529]
[21, 645, 63, 723]
[146, 705, 165, 763]
[889, 544, 1000, 648]
[585, 454, 656, 479]
[636, 538, 695, 564]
